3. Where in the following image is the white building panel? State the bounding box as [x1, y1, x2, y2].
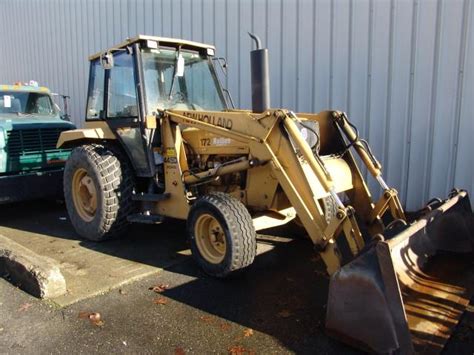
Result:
[0, 0, 471, 209]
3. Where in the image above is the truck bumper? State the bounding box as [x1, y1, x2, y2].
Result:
[0, 169, 64, 204]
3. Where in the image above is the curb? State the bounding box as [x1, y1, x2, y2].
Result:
[0, 234, 67, 299]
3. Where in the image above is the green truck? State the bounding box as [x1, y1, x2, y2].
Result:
[0, 83, 75, 203]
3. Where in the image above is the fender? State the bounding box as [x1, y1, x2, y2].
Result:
[56, 121, 116, 148]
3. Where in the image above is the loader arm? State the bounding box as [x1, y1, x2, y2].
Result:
[163, 108, 474, 354]
[163, 109, 373, 274]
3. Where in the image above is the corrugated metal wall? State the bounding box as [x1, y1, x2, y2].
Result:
[0, 0, 472, 209]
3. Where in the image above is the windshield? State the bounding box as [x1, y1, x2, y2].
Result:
[0, 91, 57, 116]
[142, 48, 226, 114]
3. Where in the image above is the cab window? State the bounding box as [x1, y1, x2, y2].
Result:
[86, 59, 105, 120]
[108, 52, 138, 118]
[0, 91, 56, 116]
[142, 47, 226, 113]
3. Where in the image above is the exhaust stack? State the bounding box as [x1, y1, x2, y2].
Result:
[249, 33, 270, 113]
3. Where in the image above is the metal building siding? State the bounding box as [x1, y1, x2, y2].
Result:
[0, 0, 472, 210]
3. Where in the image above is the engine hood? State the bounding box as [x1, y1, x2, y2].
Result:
[0, 115, 75, 131]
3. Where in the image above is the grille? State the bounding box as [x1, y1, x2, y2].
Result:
[6, 127, 66, 157]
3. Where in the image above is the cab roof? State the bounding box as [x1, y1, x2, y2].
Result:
[0, 84, 50, 93]
[89, 35, 216, 61]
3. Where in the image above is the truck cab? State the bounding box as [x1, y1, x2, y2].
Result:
[0, 82, 75, 203]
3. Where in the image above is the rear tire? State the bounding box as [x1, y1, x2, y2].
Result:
[64, 144, 134, 241]
[187, 192, 257, 278]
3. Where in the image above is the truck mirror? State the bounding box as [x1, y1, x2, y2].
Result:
[100, 52, 114, 70]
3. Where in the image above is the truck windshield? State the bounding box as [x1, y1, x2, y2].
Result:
[0, 91, 57, 116]
[141, 48, 226, 114]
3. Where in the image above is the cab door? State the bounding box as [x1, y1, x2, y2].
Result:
[85, 46, 154, 177]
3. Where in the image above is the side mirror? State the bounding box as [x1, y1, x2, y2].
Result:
[55, 103, 70, 121]
[212, 57, 228, 76]
[100, 52, 114, 69]
[51, 93, 71, 120]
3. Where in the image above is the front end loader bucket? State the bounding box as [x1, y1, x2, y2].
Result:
[326, 190, 474, 354]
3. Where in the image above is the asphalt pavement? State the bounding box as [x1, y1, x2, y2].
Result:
[0, 200, 473, 354]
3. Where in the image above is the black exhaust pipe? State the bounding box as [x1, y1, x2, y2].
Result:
[249, 33, 270, 113]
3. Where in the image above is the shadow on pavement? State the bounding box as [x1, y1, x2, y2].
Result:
[0, 199, 189, 268]
[0, 199, 357, 353]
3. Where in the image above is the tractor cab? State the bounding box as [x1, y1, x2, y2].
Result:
[84, 36, 229, 177]
[87, 36, 227, 117]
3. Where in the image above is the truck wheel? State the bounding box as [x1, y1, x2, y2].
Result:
[187, 192, 257, 278]
[64, 144, 134, 241]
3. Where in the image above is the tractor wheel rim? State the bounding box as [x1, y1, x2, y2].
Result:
[72, 168, 97, 222]
[194, 213, 226, 264]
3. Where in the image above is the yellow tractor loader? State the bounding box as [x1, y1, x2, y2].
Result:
[58, 35, 473, 353]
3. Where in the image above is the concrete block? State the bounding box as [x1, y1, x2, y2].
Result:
[0, 235, 66, 298]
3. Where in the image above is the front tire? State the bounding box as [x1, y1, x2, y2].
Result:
[187, 192, 257, 278]
[64, 144, 134, 241]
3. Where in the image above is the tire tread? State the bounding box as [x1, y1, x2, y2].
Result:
[64, 144, 134, 241]
[188, 192, 256, 277]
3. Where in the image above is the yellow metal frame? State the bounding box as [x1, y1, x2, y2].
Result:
[159, 109, 405, 274]
[59, 108, 407, 275]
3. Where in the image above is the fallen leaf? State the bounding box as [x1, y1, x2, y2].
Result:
[149, 284, 170, 293]
[175, 347, 185, 355]
[88, 312, 101, 322]
[228, 345, 255, 355]
[78, 311, 91, 319]
[122, 340, 127, 346]
[243, 328, 254, 337]
[228, 345, 246, 354]
[153, 297, 168, 305]
[93, 320, 105, 327]
[89, 312, 104, 327]
[78, 312, 104, 326]
[277, 309, 292, 318]
[199, 315, 214, 323]
[220, 323, 232, 331]
[18, 303, 32, 312]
